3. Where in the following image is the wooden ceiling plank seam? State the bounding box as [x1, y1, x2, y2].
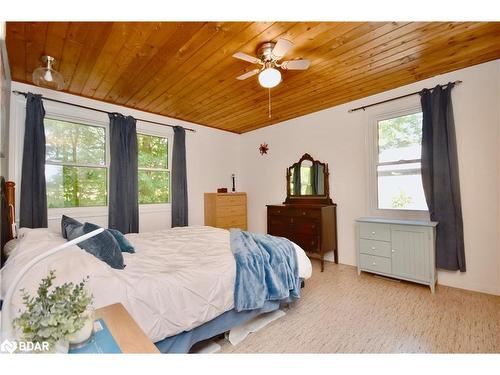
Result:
[92, 22, 159, 100]
[113, 22, 208, 105]
[43, 22, 69, 65]
[140, 22, 269, 112]
[59, 22, 91, 91]
[80, 22, 137, 97]
[68, 22, 117, 94]
[24, 22, 49, 83]
[103, 22, 196, 103]
[201, 23, 493, 127]
[124, 21, 225, 107]
[5, 22, 27, 81]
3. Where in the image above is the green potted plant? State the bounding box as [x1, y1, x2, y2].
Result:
[13, 270, 94, 353]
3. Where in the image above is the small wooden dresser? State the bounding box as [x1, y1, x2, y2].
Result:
[204, 192, 247, 230]
[267, 204, 337, 271]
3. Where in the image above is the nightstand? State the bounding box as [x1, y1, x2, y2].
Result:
[95, 303, 159, 353]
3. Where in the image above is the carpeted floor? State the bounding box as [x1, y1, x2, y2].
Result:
[218, 261, 500, 353]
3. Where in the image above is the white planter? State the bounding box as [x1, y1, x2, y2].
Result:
[68, 318, 94, 347]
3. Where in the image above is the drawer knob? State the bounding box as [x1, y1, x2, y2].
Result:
[371, 231, 376, 235]
[392, 249, 396, 253]
[371, 246, 376, 250]
[372, 262, 377, 265]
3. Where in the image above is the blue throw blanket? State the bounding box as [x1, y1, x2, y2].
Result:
[230, 229, 301, 312]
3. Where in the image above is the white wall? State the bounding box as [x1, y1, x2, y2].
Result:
[240, 60, 500, 296]
[8, 81, 241, 233]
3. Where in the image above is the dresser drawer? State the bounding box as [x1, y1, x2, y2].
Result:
[359, 254, 391, 274]
[359, 239, 391, 258]
[289, 208, 321, 219]
[359, 222, 391, 242]
[267, 206, 321, 219]
[216, 194, 246, 207]
[294, 219, 320, 235]
[295, 234, 320, 253]
[216, 205, 245, 217]
[216, 215, 247, 229]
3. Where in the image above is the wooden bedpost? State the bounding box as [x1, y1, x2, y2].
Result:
[6, 180, 15, 240]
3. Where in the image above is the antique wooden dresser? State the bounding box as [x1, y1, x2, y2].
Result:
[267, 153, 338, 271]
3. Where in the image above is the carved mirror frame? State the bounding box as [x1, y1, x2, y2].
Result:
[284, 153, 333, 205]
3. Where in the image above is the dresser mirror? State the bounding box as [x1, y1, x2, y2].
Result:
[285, 153, 333, 205]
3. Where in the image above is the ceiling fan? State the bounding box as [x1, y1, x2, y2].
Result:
[233, 39, 310, 88]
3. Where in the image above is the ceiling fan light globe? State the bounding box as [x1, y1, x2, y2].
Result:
[258, 68, 281, 88]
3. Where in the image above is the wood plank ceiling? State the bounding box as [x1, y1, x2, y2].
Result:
[6, 22, 500, 133]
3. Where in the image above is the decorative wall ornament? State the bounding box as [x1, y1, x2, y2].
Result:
[259, 143, 269, 155]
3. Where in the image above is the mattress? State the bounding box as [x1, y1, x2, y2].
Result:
[1, 225, 312, 343]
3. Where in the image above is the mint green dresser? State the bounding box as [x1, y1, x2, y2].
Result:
[356, 217, 438, 293]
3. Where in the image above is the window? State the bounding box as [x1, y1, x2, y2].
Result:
[376, 112, 427, 211]
[137, 133, 170, 204]
[45, 118, 108, 208]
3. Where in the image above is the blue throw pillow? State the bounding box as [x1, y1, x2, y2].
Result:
[66, 222, 125, 270]
[61, 215, 82, 239]
[107, 228, 135, 253]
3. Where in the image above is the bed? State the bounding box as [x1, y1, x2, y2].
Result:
[0, 225, 312, 352]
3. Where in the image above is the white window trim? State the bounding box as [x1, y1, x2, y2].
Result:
[367, 105, 430, 220]
[136, 119, 173, 201]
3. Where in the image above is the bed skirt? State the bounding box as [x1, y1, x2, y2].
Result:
[154, 298, 294, 353]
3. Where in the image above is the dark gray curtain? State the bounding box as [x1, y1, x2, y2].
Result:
[311, 163, 322, 195]
[420, 83, 466, 272]
[108, 113, 139, 233]
[293, 164, 301, 195]
[172, 126, 188, 227]
[19, 93, 47, 228]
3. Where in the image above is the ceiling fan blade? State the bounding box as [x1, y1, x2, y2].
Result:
[236, 69, 260, 80]
[233, 52, 261, 64]
[272, 38, 294, 59]
[281, 59, 311, 70]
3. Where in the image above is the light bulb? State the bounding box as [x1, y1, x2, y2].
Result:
[258, 68, 281, 88]
[44, 69, 53, 82]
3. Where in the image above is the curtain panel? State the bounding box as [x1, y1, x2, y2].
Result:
[19, 93, 48, 228]
[171, 126, 188, 227]
[108, 113, 139, 233]
[420, 83, 466, 272]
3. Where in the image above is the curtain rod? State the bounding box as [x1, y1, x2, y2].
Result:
[348, 80, 463, 113]
[12, 90, 196, 132]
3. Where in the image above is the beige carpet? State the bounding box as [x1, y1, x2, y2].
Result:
[218, 262, 500, 353]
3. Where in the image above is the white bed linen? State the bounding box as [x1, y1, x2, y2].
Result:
[1, 226, 312, 343]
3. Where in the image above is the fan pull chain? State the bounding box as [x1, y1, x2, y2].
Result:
[268, 88, 272, 118]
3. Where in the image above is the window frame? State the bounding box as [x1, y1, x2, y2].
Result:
[367, 105, 429, 220]
[44, 114, 110, 210]
[137, 131, 171, 205]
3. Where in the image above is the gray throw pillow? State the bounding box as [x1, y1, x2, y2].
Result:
[61, 215, 82, 239]
[66, 222, 125, 270]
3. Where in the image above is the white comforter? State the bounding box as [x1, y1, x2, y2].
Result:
[1, 226, 312, 343]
